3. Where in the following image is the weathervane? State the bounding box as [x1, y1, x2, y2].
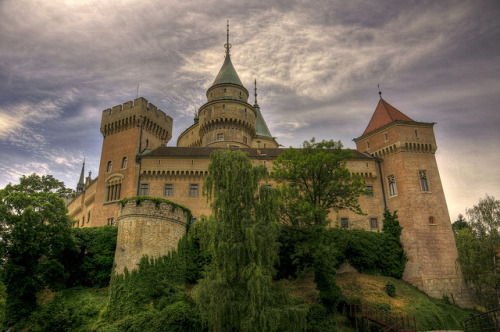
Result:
[378, 84, 382, 99]
[224, 19, 231, 55]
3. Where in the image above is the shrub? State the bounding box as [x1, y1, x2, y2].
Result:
[385, 281, 396, 297]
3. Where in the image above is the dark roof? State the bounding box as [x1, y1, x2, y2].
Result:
[143, 146, 373, 160]
[362, 98, 414, 135]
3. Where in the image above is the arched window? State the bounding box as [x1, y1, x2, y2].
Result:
[223, 88, 227, 93]
[107, 161, 112, 173]
[122, 157, 127, 169]
[106, 175, 123, 202]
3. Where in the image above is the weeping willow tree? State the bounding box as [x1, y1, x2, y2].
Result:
[195, 150, 307, 332]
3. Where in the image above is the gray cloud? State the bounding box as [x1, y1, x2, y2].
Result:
[0, 0, 499, 220]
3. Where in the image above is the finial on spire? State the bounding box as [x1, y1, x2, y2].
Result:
[254, 79, 258, 104]
[224, 19, 231, 55]
[378, 84, 382, 99]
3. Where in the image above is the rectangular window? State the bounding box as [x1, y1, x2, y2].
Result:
[419, 170, 429, 192]
[387, 174, 397, 196]
[243, 136, 247, 144]
[217, 133, 223, 141]
[164, 183, 174, 197]
[189, 183, 199, 197]
[340, 218, 349, 229]
[384, 132, 388, 142]
[370, 218, 378, 229]
[415, 128, 419, 137]
[88, 211, 91, 224]
[140, 183, 150, 196]
[366, 185, 374, 198]
[366, 141, 370, 149]
[107, 217, 114, 226]
[82, 216, 85, 227]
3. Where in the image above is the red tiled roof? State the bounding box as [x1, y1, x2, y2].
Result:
[362, 99, 414, 135]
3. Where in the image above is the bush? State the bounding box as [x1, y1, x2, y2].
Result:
[68, 226, 118, 288]
[385, 281, 396, 297]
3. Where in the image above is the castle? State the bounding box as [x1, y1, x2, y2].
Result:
[67, 25, 472, 306]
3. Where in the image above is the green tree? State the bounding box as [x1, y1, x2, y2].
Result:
[0, 174, 75, 326]
[452, 214, 469, 235]
[456, 195, 500, 309]
[195, 150, 306, 332]
[271, 138, 366, 227]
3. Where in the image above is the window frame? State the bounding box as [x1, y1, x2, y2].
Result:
[164, 183, 174, 197]
[140, 183, 150, 196]
[340, 218, 349, 229]
[370, 217, 378, 229]
[189, 183, 199, 197]
[122, 157, 127, 169]
[387, 174, 397, 196]
[419, 170, 429, 192]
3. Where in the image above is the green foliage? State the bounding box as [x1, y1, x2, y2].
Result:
[452, 214, 469, 235]
[69, 226, 118, 288]
[271, 138, 367, 226]
[456, 195, 500, 309]
[384, 281, 396, 297]
[0, 174, 75, 327]
[382, 209, 402, 239]
[278, 226, 407, 280]
[196, 149, 307, 331]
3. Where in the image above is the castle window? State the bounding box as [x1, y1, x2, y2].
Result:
[158, 160, 161, 166]
[107, 161, 112, 173]
[82, 216, 85, 227]
[224, 88, 227, 93]
[366, 141, 370, 149]
[146, 139, 149, 148]
[243, 136, 247, 144]
[429, 216, 435, 224]
[419, 170, 429, 192]
[387, 174, 397, 196]
[239, 91, 242, 97]
[222, 104, 225, 110]
[370, 218, 378, 229]
[384, 132, 388, 142]
[122, 157, 127, 169]
[366, 185, 374, 197]
[189, 183, 199, 197]
[164, 183, 174, 197]
[340, 218, 349, 229]
[217, 133, 224, 141]
[415, 128, 419, 137]
[88, 211, 90, 224]
[140, 183, 149, 196]
[245, 109, 247, 119]
[107, 217, 114, 226]
[106, 182, 121, 202]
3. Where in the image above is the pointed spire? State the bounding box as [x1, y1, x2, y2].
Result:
[76, 159, 85, 194]
[224, 19, 231, 56]
[254, 79, 258, 106]
[362, 98, 415, 136]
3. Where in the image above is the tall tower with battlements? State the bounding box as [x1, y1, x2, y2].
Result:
[91, 97, 173, 226]
[354, 96, 472, 306]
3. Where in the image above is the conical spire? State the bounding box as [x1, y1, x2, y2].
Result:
[253, 79, 273, 139]
[76, 159, 85, 194]
[211, 21, 244, 88]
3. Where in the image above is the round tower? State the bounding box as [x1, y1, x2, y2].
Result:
[197, 21, 256, 148]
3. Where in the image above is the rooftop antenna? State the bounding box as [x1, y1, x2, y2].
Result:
[224, 19, 231, 55]
[378, 83, 382, 99]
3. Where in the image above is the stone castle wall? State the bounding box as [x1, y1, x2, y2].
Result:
[113, 199, 188, 274]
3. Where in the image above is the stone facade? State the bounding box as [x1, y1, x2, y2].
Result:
[67, 30, 473, 307]
[113, 199, 188, 274]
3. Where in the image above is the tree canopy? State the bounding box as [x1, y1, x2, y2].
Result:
[271, 138, 366, 227]
[0, 174, 75, 327]
[195, 149, 307, 331]
[455, 195, 500, 309]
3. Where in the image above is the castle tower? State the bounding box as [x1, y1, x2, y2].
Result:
[354, 96, 472, 307]
[177, 22, 278, 149]
[91, 97, 173, 226]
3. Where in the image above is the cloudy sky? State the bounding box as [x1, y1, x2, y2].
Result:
[0, 0, 499, 220]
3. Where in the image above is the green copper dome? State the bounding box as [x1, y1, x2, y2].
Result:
[211, 55, 244, 87]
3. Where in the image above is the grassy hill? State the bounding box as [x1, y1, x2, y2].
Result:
[336, 272, 476, 330]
